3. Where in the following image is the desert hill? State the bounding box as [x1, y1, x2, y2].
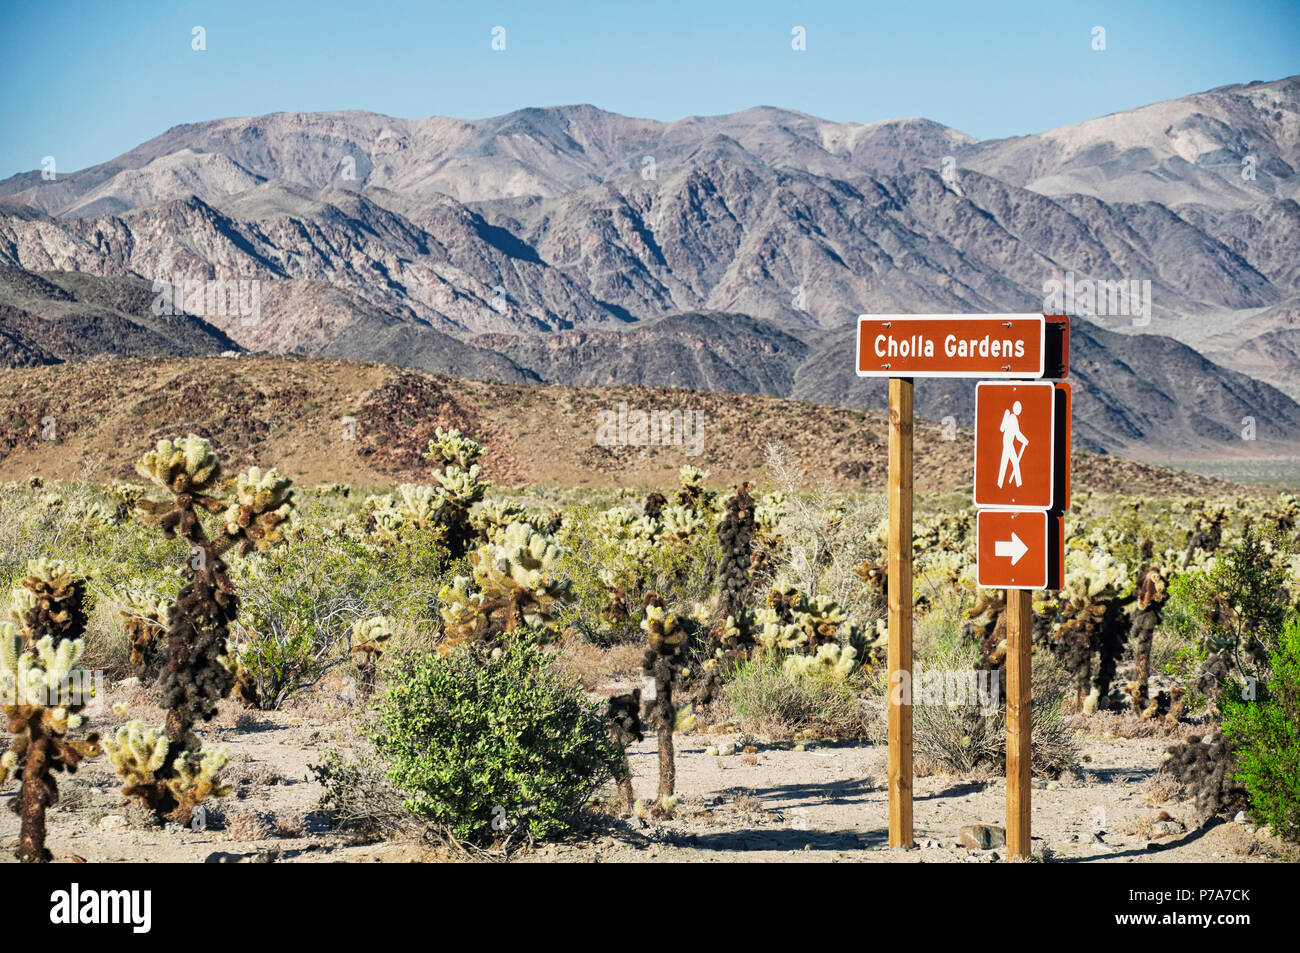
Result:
[0, 356, 1251, 496]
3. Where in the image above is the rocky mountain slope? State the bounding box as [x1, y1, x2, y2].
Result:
[0, 266, 237, 366]
[3, 78, 1292, 214]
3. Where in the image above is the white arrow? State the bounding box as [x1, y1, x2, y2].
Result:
[995, 533, 1029, 565]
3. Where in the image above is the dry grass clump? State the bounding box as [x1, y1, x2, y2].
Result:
[224, 808, 274, 841]
[557, 641, 644, 691]
[273, 808, 306, 838]
[913, 648, 1078, 778]
[124, 801, 160, 830]
[1143, 773, 1184, 805]
[225, 759, 286, 789]
[80, 599, 133, 681]
[1072, 709, 1200, 740]
[722, 656, 873, 741]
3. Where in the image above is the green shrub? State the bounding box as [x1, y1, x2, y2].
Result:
[371, 637, 621, 845]
[1164, 527, 1291, 714]
[723, 654, 872, 740]
[230, 529, 429, 708]
[1222, 616, 1300, 842]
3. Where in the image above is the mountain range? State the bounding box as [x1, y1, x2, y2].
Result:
[1, 75, 1297, 466]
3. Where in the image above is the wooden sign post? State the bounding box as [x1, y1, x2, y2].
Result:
[858, 314, 1070, 859]
[887, 377, 914, 848]
[1005, 588, 1032, 858]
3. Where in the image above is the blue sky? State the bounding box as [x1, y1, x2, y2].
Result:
[1, 0, 1297, 178]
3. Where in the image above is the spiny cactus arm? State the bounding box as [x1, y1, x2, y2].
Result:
[222, 467, 296, 555]
[102, 721, 169, 786]
[10, 559, 90, 645]
[350, 616, 394, 664]
[167, 746, 232, 801]
[0, 621, 22, 702]
[642, 604, 689, 657]
[135, 436, 222, 495]
[434, 464, 491, 505]
[423, 428, 484, 469]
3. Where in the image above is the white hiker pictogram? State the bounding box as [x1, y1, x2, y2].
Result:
[997, 400, 1028, 488]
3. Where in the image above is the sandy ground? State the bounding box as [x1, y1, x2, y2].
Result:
[2, 674, 1293, 865]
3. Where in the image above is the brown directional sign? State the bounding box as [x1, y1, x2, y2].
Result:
[974, 380, 1071, 510]
[976, 509, 1064, 590]
[856, 314, 1069, 378]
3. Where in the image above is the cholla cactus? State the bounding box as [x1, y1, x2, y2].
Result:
[751, 587, 867, 675]
[125, 435, 295, 823]
[751, 491, 788, 575]
[346, 492, 421, 550]
[0, 562, 99, 863]
[641, 594, 695, 804]
[470, 499, 531, 542]
[136, 435, 222, 494]
[1183, 504, 1229, 568]
[168, 747, 232, 818]
[117, 584, 170, 681]
[797, 596, 848, 652]
[1125, 553, 1170, 717]
[424, 427, 483, 469]
[1159, 731, 1246, 825]
[643, 490, 667, 519]
[605, 690, 643, 815]
[674, 465, 714, 515]
[102, 721, 231, 820]
[369, 430, 494, 559]
[434, 465, 489, 507]
[784, 642, 859, 680]
[395, 483, 446, 530]
[756, 616, 807, 653]
[223, 467, 294, 554]
[215, 636, 259, 708]
[107, 481, 147, 520]
[9, 558, 88, 647]
[100, 721, 169, 791]
[1052, 547, 1135, 713]
[715, 484, 755, 623]
[68, 497, 118, 526]
[438, 522, 571, 648]
[658, 505, 704, 544]
[350, 616, 393, 696]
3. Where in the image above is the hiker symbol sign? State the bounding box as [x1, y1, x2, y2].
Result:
[973, 380, 1071, 511]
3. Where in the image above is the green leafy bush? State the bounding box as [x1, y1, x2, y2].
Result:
[229, 529, 432, 709]
[371, 637, 621, 845]
[1222, 615, 1300, 842]
[1164, 527, 1291, 714]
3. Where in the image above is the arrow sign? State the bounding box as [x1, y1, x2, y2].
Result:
[995, 533, 1028, 565]
[977, 510, 1063, 590]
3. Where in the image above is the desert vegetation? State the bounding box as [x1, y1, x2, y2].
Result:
[1, 432, 1297, 862]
